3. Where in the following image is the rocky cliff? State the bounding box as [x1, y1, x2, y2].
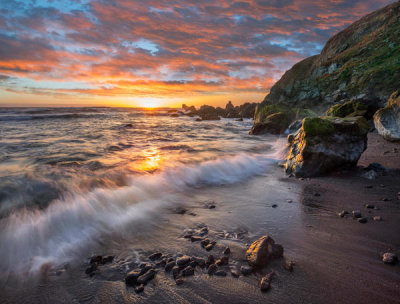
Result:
[252, 1, 400, 133]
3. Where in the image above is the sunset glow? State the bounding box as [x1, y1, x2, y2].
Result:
[0, 0, 394, 107]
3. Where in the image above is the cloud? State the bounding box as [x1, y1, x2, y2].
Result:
[0, 0, 395, 105]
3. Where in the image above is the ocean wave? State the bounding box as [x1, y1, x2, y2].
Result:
[0, 113, 105, 121]
[0, 149, 282, 279]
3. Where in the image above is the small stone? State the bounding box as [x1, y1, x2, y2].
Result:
[189, 261, 197, 268]
[149, 252, 163, 260]
[182, 266, 195, 276]
[260, 271, 275, 292]
[137, 269, 156, 284]
[230, 267, 240, 278]
[214, 270, 227, 277]
[208, 204, 216, 209]
[216, 256, 229, 266]
[165, 261, 176, 272]
[192, 257, 206, 268]
[172, 266, 180, 279]
[175, 207, 187, 214]
[191, 236, 203, 242]
[198, 227, 208, 236]
[223, 247, 231, 255]
[125, 270, 141, 286]
[201, 239, 210, 247]
[85, 263, 97, 275]
[156, 259, 167, 267]
[207, 264, 217, 275]
[338, 210, 348, 217]
[240, 266, 252, 275]
[314, 193, 321, 197]
[175, 277, 184, 285]
[365, 185, 373, 189]
[205, 244, 214, 251]
[365, 204, 375, 209]
[272, 204, 278, 208]
[90, 255, 102, 264]
[382, 253, 398, 264]
[287, 200, 293, 203]
[135, 284, 145, 293]
[352, 210, 362, 218]
[140, 264, 153, 274]
[176, 256, 191, 266]
[358, 217, 367, 223]
[101, 255, 114, 264]
[284, 260, 295, 272]
[373, 216, 383, 221]
[382, 198, 390, 201]
[206, 255, 215, 266]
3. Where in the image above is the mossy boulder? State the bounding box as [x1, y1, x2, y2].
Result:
[326, 100, 368, 118]
[284, 116, 369, 177]
[373, 91, 400, 141]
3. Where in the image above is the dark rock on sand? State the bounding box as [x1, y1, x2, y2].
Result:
[205, 244, 214, 251]
[358, 217, 367, 223]
[223, 247, 231, 255]
[198, 227, 208, 236]
[230, 267, 240, 278]
[338, 210, 349, 217]
[90, 255, 102, 264]
[216, 256, 229, 266]
[201, 239, 210, 247]
[175, 207, 187, 214]
[137, 269, 156, 285]
[246, 235, 284, 268]
[175, 277, 184, 285]
[125, 270, 141, 286]
[382, 253, 398, 264]
[182, 266, 195, 276]
[156, 259, 167, 267]
[206, 255, 215, 266]
[172, 266, 180, 279]
[285, 260, 295, 272]
[176, 256, 191, 266]
[240, 265, 253, 275]
[135, 284, 145, 293]
[165, 261, 176, 272]
[191, 236, 203, 242]
[352, 210, 362, 218]
[149, 252, 163, 260]
[207, 264, 217, 275]
[192, 257, 206, 268]
[365, 204, 375, 209]
[284, 116, 369, 177]
[214, 270, 227, 277]
[85, 263, 97, 275]
[272, 204, 278, 208]
[101, 255, 114, 264]
[260, 271, 275, 292]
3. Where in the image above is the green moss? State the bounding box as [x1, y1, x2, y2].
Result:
[254, 104, 290, 122]
[302, 117, 335, 136]
[326, 100, 368, 117]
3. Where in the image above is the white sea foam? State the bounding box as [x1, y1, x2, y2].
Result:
[0, 145, 283, 278]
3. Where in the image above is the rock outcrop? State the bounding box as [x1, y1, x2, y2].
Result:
[252, 1, 400, 134]
[374, 91, 400, 141]
[284, 116, 370, 177]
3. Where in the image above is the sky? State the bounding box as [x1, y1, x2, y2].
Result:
[0, 0, 395, 108]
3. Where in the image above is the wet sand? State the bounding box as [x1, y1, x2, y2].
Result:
[1, 133, 400, 304]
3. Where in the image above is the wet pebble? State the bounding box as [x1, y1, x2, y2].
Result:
[165, 261, 176, 272]
[223, 247, 231, 255]
[260, 271, 275, 292]
[338, 210, 348, 217]
[352, 210, 362, 218]
[382, 253, 398, 264]
[272, 204, 277, 208]
[135, 284, 145, 293]
[207, 264, 217, 275]
[214, 270, 227, 277]
[365, 204, 375, 209]
[358, 217, 367, 223]
[175, 277, 184, 285]
[90, 255, 102, 264]
[373, 216, 383, 221]
[149, 253, 163, 261]
[284, 260, 295, 272]
[230, 267, 240, 278]
[192, 257, 206, 268]
[176, 256, 191, 266]
[206, 255, 215, 266]
[182, 266, 195, 276]
[205, 244, 214, 251]
[216, 256, 229, 266]
[137, 269, 156, 285]
[201, 239, 210, 247]
[172, 266, 180, 279]
[240, 266, 252, 275]
[85, 263, 97, 276]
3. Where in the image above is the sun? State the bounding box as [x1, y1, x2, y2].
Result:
[137, 97, 164, 108]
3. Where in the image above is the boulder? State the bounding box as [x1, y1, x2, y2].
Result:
[246, 236, 284, 268]
[326, 100, 369, 118]
[374, 91, 400, 141]
[284, 116, 369, 177]
[197, 105, 221, 121]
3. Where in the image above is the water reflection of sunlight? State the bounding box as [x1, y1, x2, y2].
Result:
[132, 148, 162, 172]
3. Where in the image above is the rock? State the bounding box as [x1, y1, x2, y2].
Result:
[365, 204, 375, 209]
[125, 270, 141, 286]
[260, 271, 275, 292]
[365, 162, 387, 173]
[284, 260, 295, 271]
[149, 252, 163, 261]
[246, 236, 284, 268]
[101, 255, 114, 264]
[135, 284, 145, 293]
[170, 113, 179, 117]
[206, 255, 215, 266]
[198, 227, 208, 236]
[172, 266, 180, 279]
[182, 266, 195, 276]
[250, 110, 296, 135]
[195, 118, 202, 122]
[90, 255, 102, 264]
[156, 259, 167, 267]
[358, 217, 367, 223]
[197, 105, 221, 121]
[140, 264, 153, 273]
[201, 239, 210, 247]
[191, 236, 203, 242]
[176, 256, 191, 266]
[214, 270, 227, 277]
[338, 210, 349, 217]
[352, 210, 362, 218]
[284, 116, 369, 177]
[240, 265, 253, 275]
[230, 267, 240, 278]
[85, 263, 97, 275]
[205, 244, 214, 251]
[175, 277, 184, 285]
[137, 269, 156, 285]
[216, 256, 229, 266]
[326, 100, 369, 118]
[207, 264, 217, 275]
[373, 216, 383, 221]
[374, 91, 400, 141]
[287, 199, 293, 203]
[382, 253, 398, 264]
[165, 261, 176, 272]
[192, 257, 206, 268]
[175, 206, 187, 214]
[223, 247, 231, 255]
[272, 204, 278, 208]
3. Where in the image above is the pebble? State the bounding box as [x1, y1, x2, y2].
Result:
[172, 266, 180, 279]
[175, 277, 184, 285]
[165, 261, 176, 272]
[207, 264, 217, 275]
[101, 256, 114, 264]
[365, 185, 373, 189]
[135, 284, 145, 293]
[230, 267, 240, 278]
[182, 266, 195, 276]
[201, 239, 210, 247]
[175, 207, 187, 214]
[90, 255, 102, 264]
[358, 217, 367, 223]
[176, 256, 191, 266]
[240, 266, 252, 275]
[198, 227, 208, 236]
[382, 253, 398, 264]
[287, 200, 293, 203]
[192, 257, 206, 268]
[365, 204, 375, 209]
[191, 236, 203, 242]
[156, 259, 167, 267]
[214, 270, 227, 277]
[338, 210, 348, 217]
[216, 256, 229, 266]
[260, 271, 275, 292]
[352, 210, 362, 218]
[373, 216, 383, 221]
[284, 260, 295, 272]
[272, 204, 278, 208]
[205, 244, 214, 251]
[137, 269, 156, 284]
[85, 263, 97, 276]
[149, 252, 163, 260]
[382, 198, 390, 201]
[314, 193, 321, 197]
[206, 255, 215, 266]
[223, 247, 231, 255]
[125, 270, 141, 286]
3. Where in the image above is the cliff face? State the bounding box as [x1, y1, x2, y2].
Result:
[261, 1, 400, 112]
